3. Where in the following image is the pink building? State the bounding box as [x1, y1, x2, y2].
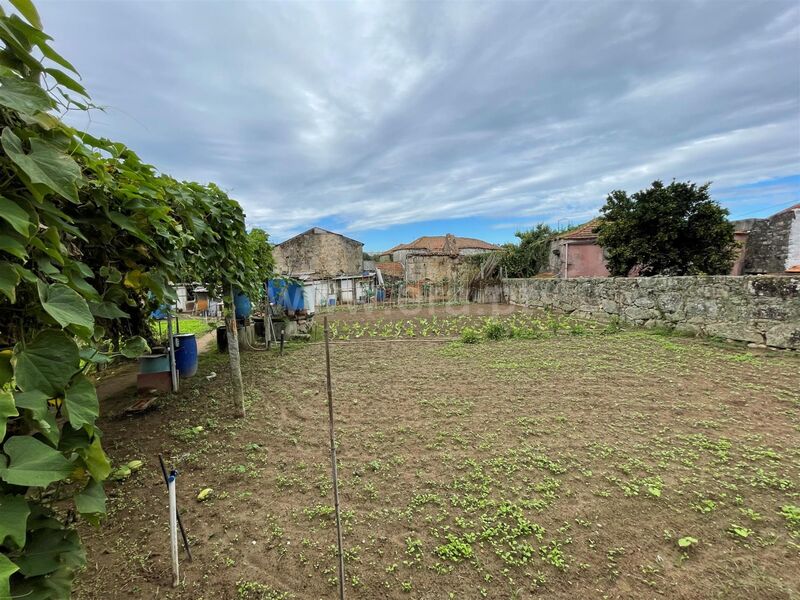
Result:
[547, 215, 769, 278]
[548, 219, 610, 278]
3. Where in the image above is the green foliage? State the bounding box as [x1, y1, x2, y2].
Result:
[248, 228, 275, 293]
[0, 3, 268, 596]
[779, 505, 800, 536]
[236, 579, 295, 600]
[460, 327, 480, 344]
[482, 318, 507, 341]
[435, 534, 473, 562]
[498, 224, 556, 277]
[727, 524, 753, 539]
[677, 536, 697, 549]
[597, 180, 737, 276]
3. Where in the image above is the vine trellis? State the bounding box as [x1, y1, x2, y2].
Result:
[0, 1, 269, 596]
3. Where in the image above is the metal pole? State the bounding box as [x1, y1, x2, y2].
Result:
[264, 283, 272, 350]
[168, 470, 179, 587]
[166, 311, 178, 393]
[158, 454, 192, 560]
[323, 317, 346, 600]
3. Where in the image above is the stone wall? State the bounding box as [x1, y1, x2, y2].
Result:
[503, 276, 800, 349]
[743, 206, 799, 274]
[274, 230, 362, 277]
[405, 254, 461, 283]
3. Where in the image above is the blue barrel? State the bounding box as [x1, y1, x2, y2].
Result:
[376, 288, 385, 302]
[173, 333, 198, 378]
[233, 291, 252, 319]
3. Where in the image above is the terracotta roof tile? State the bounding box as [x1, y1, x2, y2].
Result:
[382, 235, 500, 255]
[376, 262, 404, 277]
[557, 218, 603, 240]
[786, 264, 800, 273]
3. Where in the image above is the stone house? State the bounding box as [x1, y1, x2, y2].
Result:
[379, 234, 501, 267]
[739, 204, 800, 274]
[378, 234, 500, 301]
[273, 227, 374, 308]
[274, 227, 363, 277]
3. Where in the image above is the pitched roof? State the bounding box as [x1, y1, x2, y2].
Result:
[382, 235, 500, 255]
[556, 218, 603, 240]
[276, 227, 362, 247]
[376, 262, 404, 278]
[786, 264, 800, 274]
[771, 203, 800, 218]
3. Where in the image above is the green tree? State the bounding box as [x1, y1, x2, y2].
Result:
[0, 1, 268, 594]
[499, 224, 556, 277]
[248, 228, 275, 288]
[596, 180, 736, 276]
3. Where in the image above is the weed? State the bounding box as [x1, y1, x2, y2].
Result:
[435, 534, 474, 562]
[677, 536, 698, 549]
[779, 505, 800, 535]
[460, 327, 480, 344]
[482, 319, 508, 341]
[236, 580, 294, 600]
[727, 524, 753, 539]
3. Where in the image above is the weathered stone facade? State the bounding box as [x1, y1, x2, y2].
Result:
[405, 254, 463, 283]
[503, 276, 800, 349]
[274, 227, 363, 277]
[742, 205, 800, 274]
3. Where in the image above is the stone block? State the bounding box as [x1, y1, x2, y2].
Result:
[623, 306, 655, 322]
[765, 324, 800, 350]
[704, 322, 764, 344]
[673, 323, 701, 337]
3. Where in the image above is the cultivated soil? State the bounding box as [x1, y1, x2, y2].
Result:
[74, 306, 800, 600]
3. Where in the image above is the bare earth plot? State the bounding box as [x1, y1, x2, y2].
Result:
[75, 308, 800, 600]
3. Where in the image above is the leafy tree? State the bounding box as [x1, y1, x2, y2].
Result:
[0, 1, 267, 594]
[597, 180, 736, 276]
[499, 224, 556, 277]
[248, 228, 275, 288]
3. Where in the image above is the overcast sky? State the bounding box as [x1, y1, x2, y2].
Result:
[37, 0, 800, 250]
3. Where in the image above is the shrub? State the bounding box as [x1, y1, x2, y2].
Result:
[603, 315, 623, 334]
[569, 323, 587, 335]
[482, 319, 507, 341]
[460, 327, 481, 344]
[510, 325, 543, 339]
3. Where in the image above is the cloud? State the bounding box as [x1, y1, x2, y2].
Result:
[38, 0, 800, 241]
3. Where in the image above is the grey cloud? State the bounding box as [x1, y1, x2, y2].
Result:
[37, 0, 800, 240]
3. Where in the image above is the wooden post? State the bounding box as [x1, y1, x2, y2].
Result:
[323, 317, 346, 600]
[226, 285, 246, 418]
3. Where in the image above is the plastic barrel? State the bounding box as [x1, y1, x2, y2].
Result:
[216, 326, 228, 353]
[233, 291, 252, 319]
[138, 354, 170, 373]
[173, 333, 198, 378]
